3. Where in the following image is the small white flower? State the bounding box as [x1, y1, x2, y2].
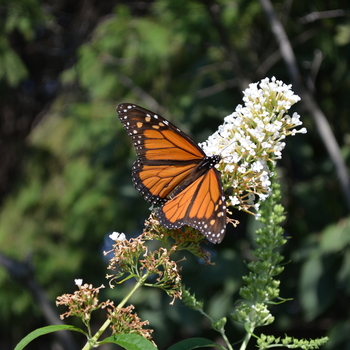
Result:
[75, 279, 83, 286]
[261, 141, 272, 149]
[291, 112, 303, 126]
[258, 192, 269, 201]
[251, 160, 264, 172]
[229, 195, 240, 206]
[109, 232, 126, 241]
[255, 213, 262, 219]
[291, 127, 307, 135]
[260, 171, 271, 188]
[225, 164, 235, 172]
[238, 164, 247, 173]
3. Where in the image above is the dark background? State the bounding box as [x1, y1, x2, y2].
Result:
[1, 0, 350, 349]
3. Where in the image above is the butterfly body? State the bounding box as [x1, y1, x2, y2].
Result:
[117, 103, 226, 243]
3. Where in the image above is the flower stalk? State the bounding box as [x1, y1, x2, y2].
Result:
[81, 277, 145, 350]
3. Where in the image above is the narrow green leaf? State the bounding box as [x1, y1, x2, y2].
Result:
[100, 334, 157, 350]
[14, 325, 87, 350]
[167, 337, 219, 350]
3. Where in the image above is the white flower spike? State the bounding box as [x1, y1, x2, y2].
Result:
[200, 77, 305, 214]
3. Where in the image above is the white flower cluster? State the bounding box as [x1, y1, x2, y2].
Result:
[200, 77, 306, 214]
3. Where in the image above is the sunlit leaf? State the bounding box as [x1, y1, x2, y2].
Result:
[14, 325, 86, 350]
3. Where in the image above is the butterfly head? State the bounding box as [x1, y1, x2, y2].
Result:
[199, 155, 222, 171]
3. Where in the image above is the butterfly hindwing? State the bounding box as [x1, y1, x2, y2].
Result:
[156, 168, 226, 244]
[132, 158, 200, 204]
[117, 103, 227, 243]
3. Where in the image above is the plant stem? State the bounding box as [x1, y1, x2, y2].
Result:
[197, 309, 233, 350]
[221, 330, 234, 350]
[81, 276, 146, 350]
[239, 329, 253, 350]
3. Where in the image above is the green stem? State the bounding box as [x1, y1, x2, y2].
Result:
[117, 275, 148, 308]
[220, 330, 234, 350]
[81, 275, 147, 350]
[239, 327, 253, 350]
[197, 309, 233, 350]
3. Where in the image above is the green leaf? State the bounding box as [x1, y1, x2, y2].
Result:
[320, 219, 350, 253]
[14, 325, 87, 350]
[0, 37, 28, 86]
[299, 255, 336, 320]
[167, 337, 219, 350]
[100, 334, 158, 350]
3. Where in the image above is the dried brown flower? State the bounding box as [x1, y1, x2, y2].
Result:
[56, 284, 112, 321]
[107, 304, 153, 341]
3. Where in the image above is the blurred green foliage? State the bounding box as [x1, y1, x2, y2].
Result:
[0, 0, 50, 86]
[0, 0, 350, 349]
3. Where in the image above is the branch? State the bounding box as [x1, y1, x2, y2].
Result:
[298, 9, 346, 24]
[117, 74, 165, 114]
[306, 49, 323, 93]
[257, 28, 316, 75]
[259, 0, 350, 211]
[197, 78, 239, 98]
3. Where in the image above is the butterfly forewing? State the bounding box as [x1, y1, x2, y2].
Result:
[118, 103, 204, 203]
[117, 104, 205, 161]
[117, 103, 227, 243]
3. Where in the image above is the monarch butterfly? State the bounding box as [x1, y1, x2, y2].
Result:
[117, 103, 226, 243]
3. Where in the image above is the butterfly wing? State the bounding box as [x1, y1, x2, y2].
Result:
[156, 168, 226, 244]
[117, 103, 206, 204]
[117, 103, 227, 243]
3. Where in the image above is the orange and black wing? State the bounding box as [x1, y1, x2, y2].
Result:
[117, 103, 206, 204]
[156, 168, 226, 244]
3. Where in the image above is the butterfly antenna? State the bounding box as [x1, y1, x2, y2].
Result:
[214, 134, 237, 162]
